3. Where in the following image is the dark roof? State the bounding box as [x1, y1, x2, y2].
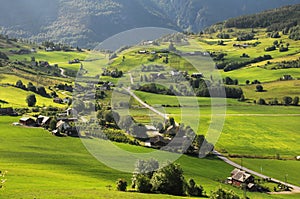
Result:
[19, 117, 35, 122]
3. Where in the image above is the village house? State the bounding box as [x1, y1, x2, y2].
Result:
[36, 115, 51, 128]
[19, 117, 36, 126]
[227, 169, 255, 190]
[145, 135, 170, 148]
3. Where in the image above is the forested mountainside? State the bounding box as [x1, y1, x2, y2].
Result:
[0, 0, 299, 47]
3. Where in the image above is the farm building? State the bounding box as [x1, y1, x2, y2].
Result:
[146, 135, 170, 148]
[228, 168, 255, 187]
[19, 117, 36, 126]
[36, 115, 51, 128]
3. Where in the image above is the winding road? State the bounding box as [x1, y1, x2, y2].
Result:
[123, 86, 300, 194]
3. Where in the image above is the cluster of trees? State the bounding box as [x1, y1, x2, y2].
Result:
[236, 32, 255, 41]
[54, 83, 73, 92]
[265, 45, 276, 52]
[245, 79, 261, 85]
[268, 31, 281, 38]
[0, 51, 9, 60]
[138, 83, 174, 96]
[42, 41, 73, 52]
[16, 80, 50, 98]
[217, 32, 230, 39]
[224, 4, 299, 32]
[130, 160, 205, 196]
[87, 128, 137, 145]
[189, 78, 243, 99]
[102, 69, 123, 78]
[256, 96, 299, 106]
[96, 108, 120, 127]
[289, 25, 300, 40]
[223, 77, 238, 85]
[217, 55, 272, 72]
[277, 59, 300, 69]
[211, 52, 226, 61]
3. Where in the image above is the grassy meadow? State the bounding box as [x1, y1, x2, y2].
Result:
[1, 116, 300, 198]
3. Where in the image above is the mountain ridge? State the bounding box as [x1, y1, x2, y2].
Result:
[0, 0, 300, 47]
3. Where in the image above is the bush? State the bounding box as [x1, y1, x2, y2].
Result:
[237, 32, 255, 41]
[136, 175, 152, 193]
[256, 85, 264, 92]
[116, 179, 127, 191]
[269, 31, 281, 38]
[265, 45, 276, 51]
[26, 94, 37, 107]
[186, 179, 204, 196]
[150, 162, 185, 196]
[283, 96, 293, 105]
[258, 98, 266, 105]
[0, 51, 9, 60]
[293, 96, 299, 106]
[279, 46, 288, 52]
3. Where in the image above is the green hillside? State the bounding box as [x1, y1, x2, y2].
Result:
[0, 3, 300, 199]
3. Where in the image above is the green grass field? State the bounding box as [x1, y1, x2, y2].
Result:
[133, 91, 300, 158]
[1, 116, 299, 198]
[0, 85, 66, 108]
[232, 158, 300, 187]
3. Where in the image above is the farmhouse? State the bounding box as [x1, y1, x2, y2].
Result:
[228, 169, 255, 187]
[146, 135, 169, 148]
[19, 117, 36, 126]
[36, 115, 51, 128]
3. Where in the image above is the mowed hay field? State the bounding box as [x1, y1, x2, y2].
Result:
[134, 92, 300, 158]
[2, 116, 299, 198]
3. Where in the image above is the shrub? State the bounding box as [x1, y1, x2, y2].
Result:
[26, 94, 37, 107]
[283, 96, 293, 105]
[258, 98, 266, 105]
[265, 45, 276, 51]
[256, 85, 264, 92]
[136, 175, 152, 193]
[293, 96, 299, 106]
[116, 179, 127, 191]
[150, 162, 185, 196]
[186, 179, 204, 196]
